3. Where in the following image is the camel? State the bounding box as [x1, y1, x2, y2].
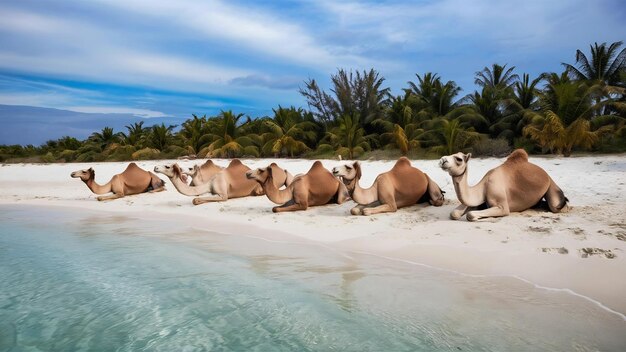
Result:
[154, 159, 292, 205]
[182, 159, 224, 186]
[439, 149, 569, 221]
[246, 161, 350, 212]
[70, 162, 165, 201]
[332, 157, 445, 216]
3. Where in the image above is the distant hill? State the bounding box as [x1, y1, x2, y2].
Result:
[0, 105, 180, 146]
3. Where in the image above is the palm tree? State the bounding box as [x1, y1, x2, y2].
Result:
[300, 68, 390, 127]
[524, 74, 618, 156]
[420, 117, 482, 155]
[89, 127, 121, 150]
[407, 72, 462, 117]
[376, 93, 424, 154]
[523, 111, 608, 156]
[562, 41, 626, 117]
[324, 113, 370, 159]
[562, 41, 626, 86]
[202, 110, 259, 158]
[178, 114, 212, 155]
[57, 136, 82, 150]
[474, 63, 519, 93]
[460, 64, 520, 139]
[497, 73, 544, 141]
[148, 123, 176, 151]
[122, 121, 146, 147]
[261, 106, 316, 157]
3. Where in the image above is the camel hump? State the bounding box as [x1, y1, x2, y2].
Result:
[308, 160, 324, 172]
[124, 162, 143, 173]
[393, 157, 412, 169]
[203, 160, 214, 167]
[228, 159, 243, 167]
[506, 149, 529, 163]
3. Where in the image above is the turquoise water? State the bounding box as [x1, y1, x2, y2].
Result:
[0, 206, 624, 351]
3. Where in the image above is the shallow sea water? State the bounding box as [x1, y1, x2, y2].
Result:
[0, 205, 624, 351]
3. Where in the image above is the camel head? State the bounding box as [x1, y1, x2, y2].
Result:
[182, 165, 200, 178]
[439, 152, 471, 177]
[332, 162, 361, 181]
[70, 167, 94, 182]
[154, 163, 188, 183]
[245, 164, 275, 184]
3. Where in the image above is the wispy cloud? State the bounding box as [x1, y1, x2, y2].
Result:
[65, 106, 167, 118]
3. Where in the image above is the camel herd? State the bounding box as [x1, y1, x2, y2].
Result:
[70, 149, 570, 221]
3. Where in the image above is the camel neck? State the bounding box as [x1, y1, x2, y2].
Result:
[344, 176, 357, 195]
[85, 178, 111, 195]
[170, 175, 212, 196]
[351, 175, 377, 205]
[451, 166, 485, 207]
[262, 176, 292, 204]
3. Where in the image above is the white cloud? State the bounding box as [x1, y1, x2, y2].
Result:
[89, 0, 375, 70]
[0, 6, 252, 90]
[65, 106, 167, 118]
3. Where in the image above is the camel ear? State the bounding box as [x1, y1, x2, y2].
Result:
[88, 167, 93, 172]
[465, 153, 472, 162]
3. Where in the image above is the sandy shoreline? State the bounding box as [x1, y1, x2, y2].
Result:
[1, 155, 625, 317]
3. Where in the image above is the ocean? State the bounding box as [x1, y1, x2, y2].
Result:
[0, 205, 624, 351]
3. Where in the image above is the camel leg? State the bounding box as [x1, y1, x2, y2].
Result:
[192, 193, 228, 205]
[362, 202, 397, 216]
[450, 204, 469, 220]
[545, 180, 569, 213]
[97, 193, 124, 201]
[272, 200, 308, 212]
[351, 201, 380, 215]
[466, 204, 510, 221]
[149, 186, 165, 193]
[193, 177, 229, 205]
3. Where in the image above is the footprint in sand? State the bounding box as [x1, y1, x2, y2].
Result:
[541, 247, 568, 254]
[579, 247, 616, 259]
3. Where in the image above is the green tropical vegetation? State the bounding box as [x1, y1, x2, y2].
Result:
[1, 41, 625, 163]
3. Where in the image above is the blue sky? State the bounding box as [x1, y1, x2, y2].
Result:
[0, 0, 625, 144]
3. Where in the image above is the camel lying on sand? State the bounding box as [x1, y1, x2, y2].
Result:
[182, 159, 224, 186]
[71, 162, 165, 201]
[154, 159, 292, 205]
[439, 149, 569, 221]
[246, 161, 350, 212]
[332, 157, 445, 215]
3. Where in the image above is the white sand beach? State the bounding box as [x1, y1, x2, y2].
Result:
[1, 155, 625, 318]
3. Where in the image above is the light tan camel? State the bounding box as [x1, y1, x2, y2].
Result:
[70, 162, 165, 201]
[332, 157, 445, 216]
[154, 159, 292, 205]
[439, 149, 569, 221]
[182, 159, 224, 186]
[246, 161, 350, 212]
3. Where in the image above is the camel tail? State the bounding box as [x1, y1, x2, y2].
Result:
[506, 149, 529, 163]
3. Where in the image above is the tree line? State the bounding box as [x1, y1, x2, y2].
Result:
[1, 41, 624, 163]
